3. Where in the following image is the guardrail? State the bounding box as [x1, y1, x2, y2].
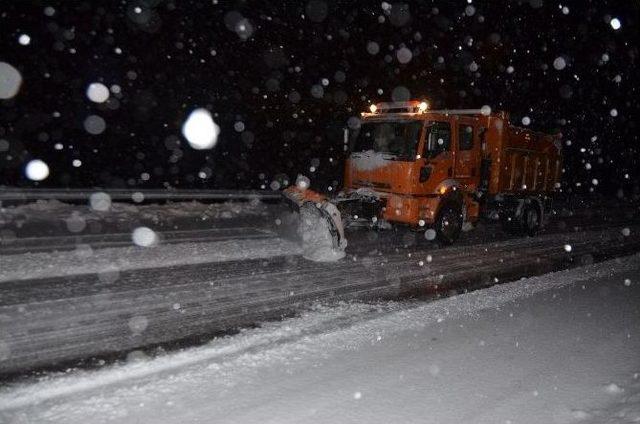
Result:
[0, 188, 282, 203]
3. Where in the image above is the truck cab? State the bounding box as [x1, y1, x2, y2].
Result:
[341, 101, 487, 241]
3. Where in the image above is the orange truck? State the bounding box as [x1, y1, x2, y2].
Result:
[284, 100, 562, 248]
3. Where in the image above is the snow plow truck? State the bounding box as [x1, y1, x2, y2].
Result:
[284, 100, 562, 254]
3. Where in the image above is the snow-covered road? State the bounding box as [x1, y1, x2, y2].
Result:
[1, 255, 639, 423]
[2, 222, 640, 375]
[2, 199, 640, 378]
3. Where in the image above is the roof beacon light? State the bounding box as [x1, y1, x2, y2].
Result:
[369, 104, 378, 113]
[418, 101, 429, 113]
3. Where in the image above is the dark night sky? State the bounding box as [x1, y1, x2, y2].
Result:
[0, 0, 638, 196]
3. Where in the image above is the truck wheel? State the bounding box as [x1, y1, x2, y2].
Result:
[435, 204, 462, 245]
[522, 204, 541, 236]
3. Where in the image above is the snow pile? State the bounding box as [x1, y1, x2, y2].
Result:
[0, 236, 300, 282]
[298, 203, 345, 262]
[350, 150, 390, 171]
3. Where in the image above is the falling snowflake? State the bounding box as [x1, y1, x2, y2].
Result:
[609, 18, 621, 30]
[86, 82, 110, 103]
[83, 115, 107, 135]
[132, 227, 159, 247]
[553, 57, 566, 70]
[25, 159, 50, 181]
[0, 62, 23, 99]
[18, 34, 31, 46]
[182, 108, 220, 149]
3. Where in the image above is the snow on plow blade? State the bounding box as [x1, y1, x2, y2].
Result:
[282, 186, 346, 262]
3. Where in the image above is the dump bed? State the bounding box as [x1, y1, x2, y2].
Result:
[483, 114, 562, 196]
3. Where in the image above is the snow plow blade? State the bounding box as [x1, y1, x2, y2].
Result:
[282, 186, 347, 259]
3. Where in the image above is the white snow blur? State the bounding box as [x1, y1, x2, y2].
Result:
[0, 62, 23, 99]
[18, 34, 30, 46]
[182, 108, 220, 149]
[610, 17, 621, 30]
[89, 192, 112, 212]
[295, 174, 310, 189]
[86, 82, 110, 103]
[131, 226, 159, 247]
[83, 115, 106, 135]
[553, 56, 566, 70]
[24, 159, 50, 181]
[424, 228, 436, 241]
[396, 46, 412, 64]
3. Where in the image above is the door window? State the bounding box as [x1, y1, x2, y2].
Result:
[424, 122, 451, 158]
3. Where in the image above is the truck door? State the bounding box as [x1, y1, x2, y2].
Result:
[454, 121, 481, 188]
[421, 120, 453, 182]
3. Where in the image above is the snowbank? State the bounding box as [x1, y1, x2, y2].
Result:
[0, 237, 301, 282]
[0, 199, 269, 227]
[298, 203, 345, 262]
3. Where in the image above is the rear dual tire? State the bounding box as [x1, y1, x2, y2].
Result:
[521, 204, 541, 236]
[502, 203, 541, 236]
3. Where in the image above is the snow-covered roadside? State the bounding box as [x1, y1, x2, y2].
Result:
[0, 199, 270, 225]
[1, 255, 639, 423]
[0, 237, 301, 282]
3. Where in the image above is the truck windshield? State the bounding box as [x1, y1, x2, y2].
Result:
[352, 121, 422, 159]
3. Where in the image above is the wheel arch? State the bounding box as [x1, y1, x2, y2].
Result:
[433, 180, 464, 219]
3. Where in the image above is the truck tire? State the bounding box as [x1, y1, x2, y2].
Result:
[435, 203, 463, 245]
[521, 203, 541, 236]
